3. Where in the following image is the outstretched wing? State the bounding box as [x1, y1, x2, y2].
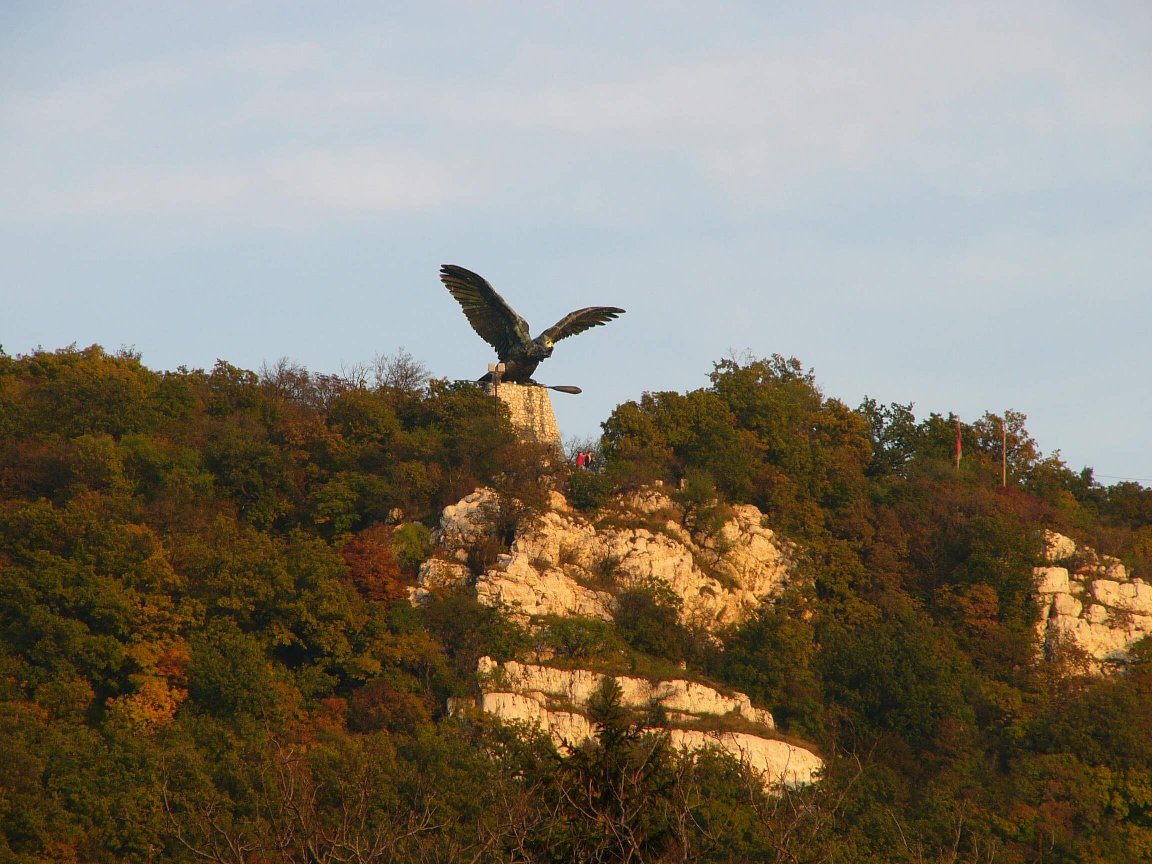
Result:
[539, 306, 626, 343]
[439, 265, 531, 358]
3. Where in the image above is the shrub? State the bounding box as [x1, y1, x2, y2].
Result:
[613, 581, 689, 663]
[540, 616, 626, 662]
[567, 470, 611, 512]
[392, 522, 433, 574]
[419, 594, 532, 685]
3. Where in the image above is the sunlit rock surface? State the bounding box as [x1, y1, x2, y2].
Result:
[421, 485, 820, 788]
[482, 658, 775, 728]
[472, 657, 821, 788]
[415, 487, 794, 633]
[1036, 530, 1152, 668]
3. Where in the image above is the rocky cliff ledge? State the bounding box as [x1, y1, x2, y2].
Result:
[415, 487, 794, 632]
[1036, 530, 1152, 668]
[467, 658, 822, 789]
[419, 490, 1152, 670]
[416, 485, 817, 787]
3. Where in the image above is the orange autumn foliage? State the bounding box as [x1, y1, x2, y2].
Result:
[340, 523, 409, 603]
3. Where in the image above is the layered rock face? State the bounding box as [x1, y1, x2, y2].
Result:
[417, 486, 820, 788]
[471, 658, 822, 788]
[416, 487, 793, 632]
[416, 487, 1151, 792]
[1036, 531, 1152, 667]
[481, 658, 775, 728]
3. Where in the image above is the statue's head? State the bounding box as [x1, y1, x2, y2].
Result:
[532, 335, 555, 359]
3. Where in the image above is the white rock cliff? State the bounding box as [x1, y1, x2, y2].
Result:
[416, 487, 793, 632]
[417, 486, 819, 788]
[417, 489, 1150, 796]
[471, 658, 823, 789]
[1036, 530, 1152, 668]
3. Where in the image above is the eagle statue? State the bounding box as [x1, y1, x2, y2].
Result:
[438, 264, 625, 385]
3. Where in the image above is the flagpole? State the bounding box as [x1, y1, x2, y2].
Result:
[1001, 414, 1007, 488]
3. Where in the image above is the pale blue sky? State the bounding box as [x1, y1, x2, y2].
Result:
[3, 2, 1150, 480]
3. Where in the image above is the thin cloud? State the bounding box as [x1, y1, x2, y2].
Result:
[4, 3, 1148, 228]
[448, 4, 1152, 206]
[30, 147, 478, 221]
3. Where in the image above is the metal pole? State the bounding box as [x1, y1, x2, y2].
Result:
[488, 363, 504, 413]
[1001, 414, 1007, 487]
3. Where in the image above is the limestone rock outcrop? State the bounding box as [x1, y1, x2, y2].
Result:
[419, 484, 820, 789]
[472, 658, 822, 788]
[409, 488, 497, 604]
[1036, 531, 1152, 667]
[415, 487, 793, 633]
[432, 487, 500, 554]
[481, 658, 775, 728]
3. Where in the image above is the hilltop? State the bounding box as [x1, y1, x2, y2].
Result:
[0, 344, 1150, 863]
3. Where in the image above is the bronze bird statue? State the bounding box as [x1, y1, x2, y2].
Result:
[439, 264, 625, 385]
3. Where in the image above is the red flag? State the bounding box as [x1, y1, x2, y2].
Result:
[955, 417, 962, 468]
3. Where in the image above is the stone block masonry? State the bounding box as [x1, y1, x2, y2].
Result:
[491, 382, 561, 448]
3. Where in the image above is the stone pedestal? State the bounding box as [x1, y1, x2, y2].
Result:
[491, 383, 561, 448]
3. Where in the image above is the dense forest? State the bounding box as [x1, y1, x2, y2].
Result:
[1, 344, 1150, 863]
